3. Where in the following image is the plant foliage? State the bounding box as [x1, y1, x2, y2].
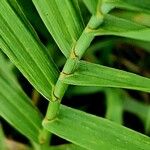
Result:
[0, 0, 150, 150]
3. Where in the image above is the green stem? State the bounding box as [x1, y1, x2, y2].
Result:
[40, 16, 104, 147]
[44, 15, 104, 121]
[31, 93, 51, 149]
[38, 14, 104, 147]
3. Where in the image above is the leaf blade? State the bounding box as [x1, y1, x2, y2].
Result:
[61, 61, 150, 93]
[43, 105, 150, 150]
[0, 53, 42, 143]
[104, 0, 150, 14]
[94, 15, 150, 41]
[0, 0, 59, 100]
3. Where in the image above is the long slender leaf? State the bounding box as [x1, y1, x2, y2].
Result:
[93, 15, 150, 41]
[103, 0, 150, 14]
[83, 0, 150, 15]
[0, 53, 42, 143]
[61, 60, 150, 92]
[32, 0, 84, 57]
[0, 0, 59, 100]
[43, 105, 150, 150]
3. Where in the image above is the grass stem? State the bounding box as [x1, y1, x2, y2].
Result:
[43, 13, 104, 141]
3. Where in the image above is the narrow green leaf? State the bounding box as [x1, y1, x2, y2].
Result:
[93, 15, 150, 41]
[105, 88, 123, 124]
[0, 53, 42, 143]
[32, 0, 84, 57]
[0, 51, 17, 86]
[43, 105, 150, 150]
[61, 61, 150, 92]
[83, 0, 150, 15]
[0, 0, 59, 100]
[103, 0, 150, 14]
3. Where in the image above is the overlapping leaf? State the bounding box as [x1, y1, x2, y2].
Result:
[0, 0, 59, 100]
[0, 52, 42, 143]
[61, 60, 150, 93]
[103, 0, 150, 14]
[32, 0, 84, 57]
[82, 0, 150, 42]
[43, 105, 150, 150]
[83, 0, 150, 15]
[93, 15, 150, 41]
